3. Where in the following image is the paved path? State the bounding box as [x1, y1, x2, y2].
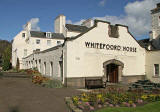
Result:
[0, 74, 81, 112]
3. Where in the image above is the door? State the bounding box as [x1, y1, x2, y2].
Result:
[106, 64, 118, 83]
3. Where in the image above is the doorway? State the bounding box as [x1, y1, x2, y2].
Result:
[50, 62, 53, 77]
[59, 61, 63, 81]
[106, 64, 118, 83]
[103, 59, 124, 83]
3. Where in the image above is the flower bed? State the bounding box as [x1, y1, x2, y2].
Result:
[71, 88, 160, 112]
[32, 75, 49, 84]
[25, 69, 39, 75]
[31, 71, 63, 88]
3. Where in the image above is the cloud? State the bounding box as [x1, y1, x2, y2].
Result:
[67, 0, 159, 38]
[99, 0, 106, 7]
[23, 18, 40, 31]
[66, 19, 86, 25]
[66, 20, 72, 24]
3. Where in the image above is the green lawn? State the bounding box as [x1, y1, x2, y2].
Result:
[96, 101, 160, 112]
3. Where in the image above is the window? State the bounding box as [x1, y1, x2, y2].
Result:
[46, 32, 52, 38]
[154, 64, 159, 76]
[22, 33, 25, 38]
[36, 39, 40, 44]
[57, 41, 61, 45]
[24, 49, 27, 57]
[108, 25, 119, 38]
[47, 40, 51, 46]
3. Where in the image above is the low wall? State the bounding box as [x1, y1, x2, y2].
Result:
[121, 75, 146, 83]
[65, 75, 146, 88]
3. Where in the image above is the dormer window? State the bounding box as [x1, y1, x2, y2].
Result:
[46, 32, 52, 38]
[108, 25, 119, 38]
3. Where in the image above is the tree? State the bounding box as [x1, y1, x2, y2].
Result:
[0, 39, 11, 67]
[2, 45, 12, 71]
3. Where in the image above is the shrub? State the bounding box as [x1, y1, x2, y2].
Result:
[11, 68, 18, 72]
[32, 75, 49, 84]
[2, 45, 11, 71]
[0, 71, 3, 77]
[26, 69, 39, 75]
[42, 79, 63, 88]
[18, 69, 26, 73]
[32, 67, 38, 71]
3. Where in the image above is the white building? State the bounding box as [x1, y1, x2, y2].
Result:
[12, 15, 88, 69]
[13, 3, 160, 88]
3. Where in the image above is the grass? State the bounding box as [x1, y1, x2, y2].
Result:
[96, 101, 160, 112]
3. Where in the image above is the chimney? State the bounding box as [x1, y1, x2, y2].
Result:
[81, 19, 94, 28]
[24, 22, 31, 31]
[54, 15, 66, 34]
[149, 31, 153, 41]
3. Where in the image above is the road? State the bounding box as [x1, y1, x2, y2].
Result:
[0, 74, 80, 112]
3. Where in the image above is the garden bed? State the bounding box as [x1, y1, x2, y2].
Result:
[66, 87, 160, 112]
[97, 101, 160, 112]
[27, 69, 63, 88]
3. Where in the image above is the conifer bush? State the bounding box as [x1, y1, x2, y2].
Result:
[42, 79, 63, 88]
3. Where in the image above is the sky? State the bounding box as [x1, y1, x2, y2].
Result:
[0, 0, 159, 41]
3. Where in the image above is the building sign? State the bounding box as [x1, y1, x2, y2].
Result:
[85, 42, 137, 52]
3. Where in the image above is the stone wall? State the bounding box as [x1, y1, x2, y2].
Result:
[121, 75, 146, 84]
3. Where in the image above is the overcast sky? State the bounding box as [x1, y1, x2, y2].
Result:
[0, 0, 159, 41]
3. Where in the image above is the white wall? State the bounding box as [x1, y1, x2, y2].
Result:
[12, 30, 29, 69]
[146, 50, 160, 83]
[12, 31, 64, 69]
[65, 22, 146, 78]
[29, 37, 64, 51]
[67, 31, 80, 37]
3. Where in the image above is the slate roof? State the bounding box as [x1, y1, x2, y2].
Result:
[138, 38, 150, 49]
[40, 44, 63, 53]
[30, 31, 65, 39]
[138, 38, 158, 50]
[65, 24, 89, 33]
[151, 3, 160, 14]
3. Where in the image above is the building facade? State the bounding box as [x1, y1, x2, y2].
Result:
[13, 3, 160, 88]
